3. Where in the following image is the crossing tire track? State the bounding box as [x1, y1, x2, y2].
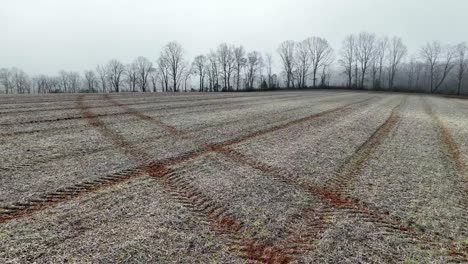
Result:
[211, 97, 467, 261]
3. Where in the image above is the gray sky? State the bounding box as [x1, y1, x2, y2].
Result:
[2, 0, 467, 75]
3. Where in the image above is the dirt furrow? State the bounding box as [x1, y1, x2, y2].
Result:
[0, 91, 305, 108]
[0, 95, 326, 171]
[325, 96, 406, 192]
[0, 93, 314, 135]
[421, 97, 468, 239]
[103, 94, 179, 135]
[0, 93, 367, 174]
[0, 96, 375, 223]
[0, 168, 147, 223]
[204, 96, 377, 150]
[422, 97, 468, 200]
[79, 96, 293, 263]
[0, 101, 216, 127]
[147, 166, 291, 263]
[0, 92, 247, 109]
[217, 146, 467, 261]
[0, 92, 306, 115]
[211, 97, 468, 261]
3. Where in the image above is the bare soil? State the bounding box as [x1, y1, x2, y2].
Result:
[0, 91, 466, 263]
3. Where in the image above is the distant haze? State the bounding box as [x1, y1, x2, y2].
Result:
[2, 0, 467, 75]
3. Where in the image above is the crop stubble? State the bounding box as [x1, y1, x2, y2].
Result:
[0, 91, 466, 263]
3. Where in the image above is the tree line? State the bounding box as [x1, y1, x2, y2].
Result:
[1, 33, 467, 95]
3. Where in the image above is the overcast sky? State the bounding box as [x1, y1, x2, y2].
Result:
[2, 0, 467, 75]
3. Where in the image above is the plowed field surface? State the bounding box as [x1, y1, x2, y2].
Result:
[0, 91, 466, 263]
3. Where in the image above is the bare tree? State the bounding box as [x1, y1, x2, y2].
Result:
[96, 65, 108, 93]
[434, 46, 456, 93]
[374, 37, 388, 89]
[278, 40, 295, 88]
[84, 70, 98, 92]
[265, 53, 274, 89]
[421, 42, 441, 93]
[421, 42, 456, 93]
[295, 40, 312, 88]
[193, 55, 207, 91]
[12, 68, 31, 94]
[320, 65, 332, 87]
[233, 46, 246, 91]
[125, 63, 138, 92]
[59, 70, 70, 93]
[407, 56, 416, 89]
[306, 37, 334, 88]
[161, 41, 185, 92]
[68, 72, 81, 93]
[57, 71, 80, 93]
[149, 68, 159, 92]
[0, 68, 13, 94]
[387, 37, 408, 89]
[207, 51, 220, 91]
[33, 75, 60, 94]
[414, 61, 424, 90]
[246, 51, 263, 90]
[371, 55, 379, 89]
[106, 59, 125, 93]
[217, 43, 235, 91]
[456, 42, 468, 95]
[183, 64, 192, 92]
[356, 32, 376, 88]
[134, 56, 153, 92]
[157, 57, 170, 92]
[33, 75, 48, 94]
[339, 35, 356, 88]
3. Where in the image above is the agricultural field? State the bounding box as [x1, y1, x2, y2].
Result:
[0, 90, 467, 263]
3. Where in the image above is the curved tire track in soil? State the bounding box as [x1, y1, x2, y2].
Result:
[103, 94, 179, 135]
[325, 96, 406, 192]
[0, 93, 306, 115]
[0, 95, 314, 138]
[0, 95, 324, 171]
[0, 93, 365, 172]
[0, 99, 245, 127]
[0, 95, 377, 219]
[422, 97, 468, 201]
[0, 91, 301, 109]
[422, 97, 468, 245]
[0, 99, 243, 138]
[212, 97, 468, 262]
[80, 94, 291, 263]
[0, 95, 378, 263]
[0, 93, 242, 109]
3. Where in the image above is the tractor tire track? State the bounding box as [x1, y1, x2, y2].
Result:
[0, 95, 382, 263]
[0, 93, 243, 109]
[103, 94, 179, 135]
[422, 97, 468, 203]
[79, 95, 292, 263]
[0, 95, 375, 223]
[147, 166, 291, 264]
[217, 145, 467, 262]
[324, 96, 406, 192]
[0, 93, 315, 129]
[211, 97, 468, 261]
[0, 95, 333, 171]
[421, 97, 468, 244]
[0, 94, 304, 138]
[0, 93, 306, 115]
[0, 93, 370, 172]
[0, 91, 304, 108]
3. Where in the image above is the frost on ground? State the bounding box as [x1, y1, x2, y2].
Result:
[348, 97, 468, 243]
[0, 177, 245, 263]
[0, 91, 466, 263]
